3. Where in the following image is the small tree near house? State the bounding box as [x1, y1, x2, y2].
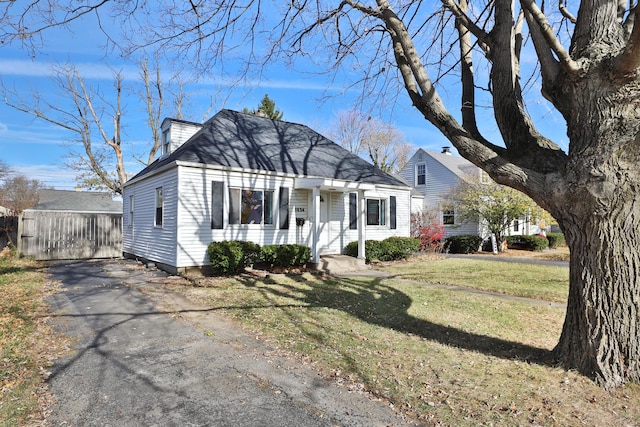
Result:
[0, 174, 48, 248]
[446, 178, 551, 252]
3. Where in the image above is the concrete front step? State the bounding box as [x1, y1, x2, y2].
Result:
[318, 254, 369, 274]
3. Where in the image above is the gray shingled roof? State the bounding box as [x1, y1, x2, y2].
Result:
[421, 148, 479, 182]
[29, 189, 122, 213]
[129, 109, 407, 187]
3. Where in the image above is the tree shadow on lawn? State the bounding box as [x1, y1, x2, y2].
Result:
[236, 273, 554, 366]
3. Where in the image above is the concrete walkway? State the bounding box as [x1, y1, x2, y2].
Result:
[44, 259, 419, 427]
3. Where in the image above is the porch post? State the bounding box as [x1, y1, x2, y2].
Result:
[357, 189, 366, 260]
[312, 187, 321, 264]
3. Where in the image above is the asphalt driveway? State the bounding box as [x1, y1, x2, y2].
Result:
[44, 259, 417, 427]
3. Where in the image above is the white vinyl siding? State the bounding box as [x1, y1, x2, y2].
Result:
[122, 168, 179, 267]
[125, 165, 413, 270]
[174, 167, 300, 268]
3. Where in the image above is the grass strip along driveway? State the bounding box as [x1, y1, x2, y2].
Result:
[175, 255, 640, 426]
[0, 256, 68, 426]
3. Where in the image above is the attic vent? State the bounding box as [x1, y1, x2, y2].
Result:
[418, 152, 423, 160]
[442, 146, 452, 155]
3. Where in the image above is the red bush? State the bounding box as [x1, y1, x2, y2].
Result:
[411, 211, 445, 252]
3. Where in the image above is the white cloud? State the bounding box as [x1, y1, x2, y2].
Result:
[0, 121, 72, 146]
[10, 164, 79, 190]
[0, 59, 140, 80]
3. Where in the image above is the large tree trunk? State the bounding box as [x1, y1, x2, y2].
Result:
[556, 208, 640, 389]
[551, 74, 640, 388]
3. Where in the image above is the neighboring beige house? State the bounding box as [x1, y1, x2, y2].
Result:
[122, 109, 417, 274]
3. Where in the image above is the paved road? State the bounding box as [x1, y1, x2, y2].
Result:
[45, 259, 418, 427]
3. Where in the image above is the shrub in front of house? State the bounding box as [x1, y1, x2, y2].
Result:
[443, 235, 483, 254]
[365, 240, 386, 262]
[345, 237, 420, 262]
[344, 241, 359, 258]
[546, 232, 565, 249]
[378, 236, 421, 261]
[505, 235, 549, 251]
[260, 244, 310, 268]
[207, 240, 261, 274]
[344, 240, 382, 262]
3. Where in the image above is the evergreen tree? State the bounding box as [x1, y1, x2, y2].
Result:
[243, 94, 283, 120]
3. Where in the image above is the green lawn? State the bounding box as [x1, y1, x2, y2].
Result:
[379, 256, 569, 302]
[178, 255, 639, 426]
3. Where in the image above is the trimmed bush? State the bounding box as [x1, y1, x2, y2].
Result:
[344, 241, 359, 258]
[443, 235, 483, 254]
[344, 240, 385, 262]
[378, 236, 420, 261]
[505, 235, 549, 251]
[207, 240, 261, 275]
[260, 244, 310, 268]
[546, 232, 565, 249]
[365, 240, 385, 262]
[344, 237, 420, 262]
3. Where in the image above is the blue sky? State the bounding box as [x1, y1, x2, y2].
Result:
[0, 7, 569, 191]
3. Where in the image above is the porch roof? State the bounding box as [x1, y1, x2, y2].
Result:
[294, 177, 376, 192]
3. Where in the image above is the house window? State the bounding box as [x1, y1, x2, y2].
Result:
[129, 195, 134, 227]
[155, 187, 163, 227]
[513, 219, 520, 232]
[480, 170, 491, 184]
[229, 188, 274, 225]
[162, 130, 171, 155]
[442, 207, 455, 225]
[367, 198, 386, 226]
[416, 163, 426, 185]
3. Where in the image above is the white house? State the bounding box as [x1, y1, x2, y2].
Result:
[399, 147, 542, 239]
[122, 109, 415, 274]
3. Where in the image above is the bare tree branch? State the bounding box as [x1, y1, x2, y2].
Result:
[520, 0, 582, 74]
[141, 57, 164, 165]
[456, 0, 489, 143]
[441, 0, 491, 54]
[559, 0, 578, 24]
[615, 5, 640, 75]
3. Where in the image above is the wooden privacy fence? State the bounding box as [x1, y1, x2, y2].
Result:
[19, 211, 123, 260]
